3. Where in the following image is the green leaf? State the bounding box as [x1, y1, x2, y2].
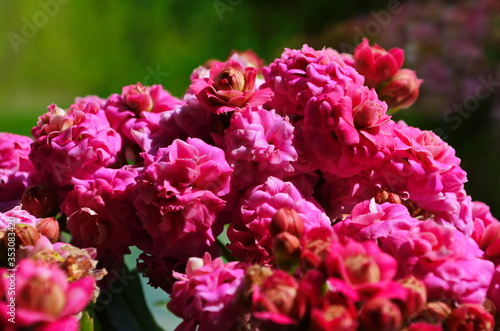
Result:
[80, 310, 95, 331]
[93, 265, 163, 331]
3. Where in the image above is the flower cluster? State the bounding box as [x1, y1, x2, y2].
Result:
[1, 40, 499, 330]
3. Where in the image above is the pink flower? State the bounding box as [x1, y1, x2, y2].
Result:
[168, 253, 245, 331]
[262, 44, 364, 117]
[227, 176, 331, 265]
[353, 38, 404, 88]
[377, 121, 470, 233]
[30, 104, 122, 187]
[383, 220, 494, 304]
[61, 166, 140, 264]
[0, 133, 38, 211]
[0, 259, 94, 329]
[0, 205, 39, 229]
[378, 69, 423, 111]
[302, 84, 393, 177]
[318, 170, 379, 218]
[190, 60, 273, 114]
[104, 83, 182, 158]
[333, 199, 418, 241]
[219, 106, 298, 189]
[133, 138, 232, 259]
[325, 238, 403, 300]
[250, 269, 300, 328]
[471, 201, 500, 263]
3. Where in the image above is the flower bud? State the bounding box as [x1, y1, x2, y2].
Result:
[445, 304, 494, 331]
[359, 297, 403, 331]
[14, 223, 40, 248]
[21, 185, 58, 218]
[378, 69, 423, 113]
[214, 67, 246, 92]
[397, 276, 427, 319]
[415, 301, 452, 325]
[353, 98, 387, 129]
[123, 83, 153, 114]
[353, 38, 404, 88]
[36, 217, 60, 243]
[374, 188, 402, 204]
[273, 232, 301, 271]
[17, 275, 66, 317]
[270, 207, 304, 238]
[344, 254, 381, 284]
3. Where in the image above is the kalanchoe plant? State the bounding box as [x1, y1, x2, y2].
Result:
[0, 42, 498, 331]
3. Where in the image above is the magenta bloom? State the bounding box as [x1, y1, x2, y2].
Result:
[0, 133, 38, 211]
[0, 259, 94, 329]
[262, 44, 364, 117]
[334, 199, 418, 241]
[190, 60, 273, 114]
[168, 253, 245, 331]
[30, 104, 122, 187]
[302, 83, 393, 177]
[220, 106, 298, 189]
[134, 138, 232, 259]
[353, 38, 404, 88]
[0, 205, 39, 230]
[104, 83, 182, 157]
[383, 220, 494, 304]
[61, 166, 140, 264]
[227, 176, 331, 265]
[377, 121, 470, 232]
[325, 238, 404, 301]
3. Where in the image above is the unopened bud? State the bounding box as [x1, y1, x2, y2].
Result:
[214, 67, 246, 91]
[270, 207, 304, 238]
[123, 83, 153, 114]
[445, 304, 494, 331]
[21, 185, 58, 218]
[14, 223, 40, 248]
[397, 276, 427, 319]
[17, 275, 66, 317]
[359, 297, 403, 331]
[374, 188, 402, 204]
[36, 217, 60, 243]
[273, 232, 301, 271]
[415, 301, 452, 325]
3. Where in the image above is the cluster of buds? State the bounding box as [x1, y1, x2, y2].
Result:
[352, 38, 422, 113]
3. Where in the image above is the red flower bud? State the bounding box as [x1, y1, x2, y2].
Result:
[353, 38, 404, 88]
[123, 83, 154, 114]
[359, 297, 403, 331]
[273, 232, 301, 271]
[270, 207, 304, 238]
[397, 276, 427, 319]
[36, 217, 60, 243]
[445, 304, 494, 331]
[21, 185, 58, 218]
[378, 69, 423, 113]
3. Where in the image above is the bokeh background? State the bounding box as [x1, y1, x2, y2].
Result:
[1, 0, 500, 329]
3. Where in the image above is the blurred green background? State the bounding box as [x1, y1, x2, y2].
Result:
[1, 0, 499, 329]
